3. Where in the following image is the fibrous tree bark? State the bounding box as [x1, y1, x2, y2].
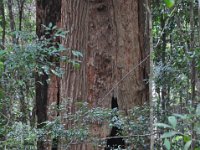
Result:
[60, 0, 149, 149]
[36, 0, 61, 149]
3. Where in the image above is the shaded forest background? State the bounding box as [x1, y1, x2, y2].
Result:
[0, 0, 200, 149]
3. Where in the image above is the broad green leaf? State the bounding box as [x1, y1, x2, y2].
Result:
[196, 104, 200, 115]
[164, 0, 175, 8]
[42, 65, 50, 75]
[51, 69, 62, 77]
[164, 138, 171, 150]
[49, 22, 53, 28]
[72, 50, 83, 57]
[18, 80, 25, 86]
[154, 123, 172, 129]
[184, 140, 192, 150]
[72, 61, 81, 69]
[0, 88, 4, 99]
[168, 116, 177, 128]
[0, 61, 4, 76]
[0, 61, 4, 70]
[173, 135, 182, 142]
[173, 113, 187, 119]
[0, 50, 6, 56]
[183, 135, 191, 143]
[52, 25, 57, 30]
[194, 123, 200, 134]
[161, 131, 178, 138]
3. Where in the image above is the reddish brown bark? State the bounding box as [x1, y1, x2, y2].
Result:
[60, 0, 149, 149]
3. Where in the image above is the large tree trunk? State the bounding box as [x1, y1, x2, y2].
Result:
[60, 0, 149, 149]
[36, 0, 61, 149]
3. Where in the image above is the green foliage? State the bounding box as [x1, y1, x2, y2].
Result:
[153, 0, 200, 148]
[184, 141, 192, 150]
[155, 112, 200, 149]
[168, 116, 177, 129]
[0, 24, 83, 148]
[164, 0, 175, 8]
[45, 102, 151, 149]
[0, 122, 37, 149]
[164, 138, 171, 150]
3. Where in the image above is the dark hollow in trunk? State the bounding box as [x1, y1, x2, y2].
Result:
[105, 97, 125, 149]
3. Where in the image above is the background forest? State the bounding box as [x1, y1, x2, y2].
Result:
[0, 0, 200, 150]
